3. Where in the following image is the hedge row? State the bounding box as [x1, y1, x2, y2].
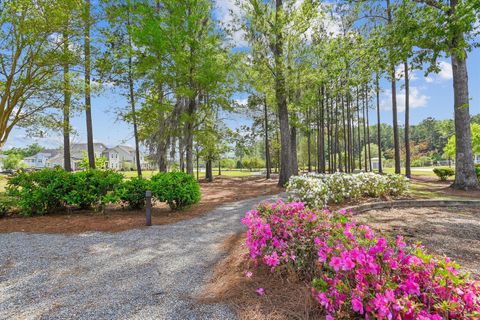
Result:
[5, 168, 200, 216]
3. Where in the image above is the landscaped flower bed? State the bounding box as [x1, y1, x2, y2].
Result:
[242, 201, 480, 319]
[286, 172, 409, 208]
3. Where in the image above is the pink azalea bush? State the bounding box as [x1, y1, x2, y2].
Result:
[242, 200, 480, 319]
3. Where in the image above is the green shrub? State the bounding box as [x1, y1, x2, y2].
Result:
[63, 169, 123, 210]
[433, 167, 455, 181]
[150, 171, 200, 210]
[0, 196, 15, 217]
[475, 164, 480, 180]
[6, 168, 72, 215]
[116, 177, 150, 209]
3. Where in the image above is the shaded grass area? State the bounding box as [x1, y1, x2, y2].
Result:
[381, 167, 451, 178]
[122, 169, 256, 179]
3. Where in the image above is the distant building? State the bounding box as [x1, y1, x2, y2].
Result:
[102, 145, 152, 170]
[22, 149, 61, 169]
[23, 143, 152, 171]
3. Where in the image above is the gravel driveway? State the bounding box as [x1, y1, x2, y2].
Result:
[0, 194, 283, 320]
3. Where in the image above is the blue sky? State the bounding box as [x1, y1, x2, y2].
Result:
[4, 2, 480, 149]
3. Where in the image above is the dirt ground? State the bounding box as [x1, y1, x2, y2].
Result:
[0, 176, 282, 234]
[200, 233, 323, 320]
[410, 176, 480, 199]
[356, 206, 480, 276]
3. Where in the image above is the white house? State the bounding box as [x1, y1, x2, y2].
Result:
[23, 143, 151, 171]
[23, 149, 60, 168]
[102, 145, 151, 170]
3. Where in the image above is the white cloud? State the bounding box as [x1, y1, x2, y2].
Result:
[438, 61, 453, 80]
[215, 0, 248, 48]
[421, 60, 452, 83]
[395, 64, 418, 81]
[380, 87, 429, 113]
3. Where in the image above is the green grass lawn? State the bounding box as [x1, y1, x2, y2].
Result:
[0, 175, 7, 193]
[122, 169, 257, 179]
[381, 166, 452, 178]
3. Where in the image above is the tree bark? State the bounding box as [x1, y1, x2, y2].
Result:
[205, 159, 213, 182]
[84, 0, 95, 169]
[386, 0, 400, 174]
[63, 29, 72, 172]
[451, 51, 479, 189]
[404, 61, 411, 178]
[376, 74, 383, 173]
[264, 96, 271, 179]
[275, 0, 294, 186]
[127, 7, 142, 177]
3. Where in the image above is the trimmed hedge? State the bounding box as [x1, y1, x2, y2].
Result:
[433, 167, 455, 181]
[150, 172, 201, 210]
[5, 169, 202, 215]
[116, 176, 150, 209]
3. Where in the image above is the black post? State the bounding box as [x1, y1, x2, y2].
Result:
[146, 190, 152, 226]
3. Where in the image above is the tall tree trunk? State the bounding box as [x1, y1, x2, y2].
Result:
[276, 0, 293, 186]
[341, 95, 348, 172]
[356, 87, 362, 170]
[451, 47, 478, 189]
[205, 159, 213, 182]
[307, 106, 312, 172]
[362, 88, 368, 171]
[84, 0, 95, 169]
[127, 7, 141, 177]
[376, 74, 383, 173]
[404, 61, 411, 178]
[318, 86, 325, 173]
[386, 0, 400, 174]
[185, 96, 195, 175]
[391, 66, 401, 174]
[291, 124, 298, 175]
[63, 29, 72, 172]
[264, 96, 271, 179]
[365, 85, 372, 172]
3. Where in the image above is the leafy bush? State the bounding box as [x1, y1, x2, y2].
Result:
[7, 169, 123, 215]
[150, 171, 200, 210]
[116, 177, 150, 209]
[63, 169, 123, 210]
[7, 168, 72, 215]
[433, 167, 455, 181]
[475, 164, 480, 180]
[0, 196, 15, 217]
[286, 172, 409, 208]
[242, 201, 480, 319]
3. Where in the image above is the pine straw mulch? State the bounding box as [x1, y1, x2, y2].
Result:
[0, 176, 283, 234]
[199, 233, 323, 320]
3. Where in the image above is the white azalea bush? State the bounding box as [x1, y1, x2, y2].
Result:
[287, 172, 409, 208]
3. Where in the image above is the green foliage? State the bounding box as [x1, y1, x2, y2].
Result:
[116, 177, 150, 209]
[77, 152, 108, 170]
[6, 169, 123, 215]
[150, 172, 200, 210]
[63, 170, 124, 210]
[433, 167, 455, 181]
[2, 153, 26, 170]
[443, 123, 480, 159]
[2, 143, 45, 158]
[7, 168, 72, 215]
[242, 157, 265, 171]
[475, 165, 480, 180]
[0, 196, 15, 217]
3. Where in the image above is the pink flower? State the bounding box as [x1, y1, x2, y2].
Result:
[245, 271, 253, 278]
[329, 257, 342, 272]
[256, 287, 265, 296]
[352, 296, 364, 314]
